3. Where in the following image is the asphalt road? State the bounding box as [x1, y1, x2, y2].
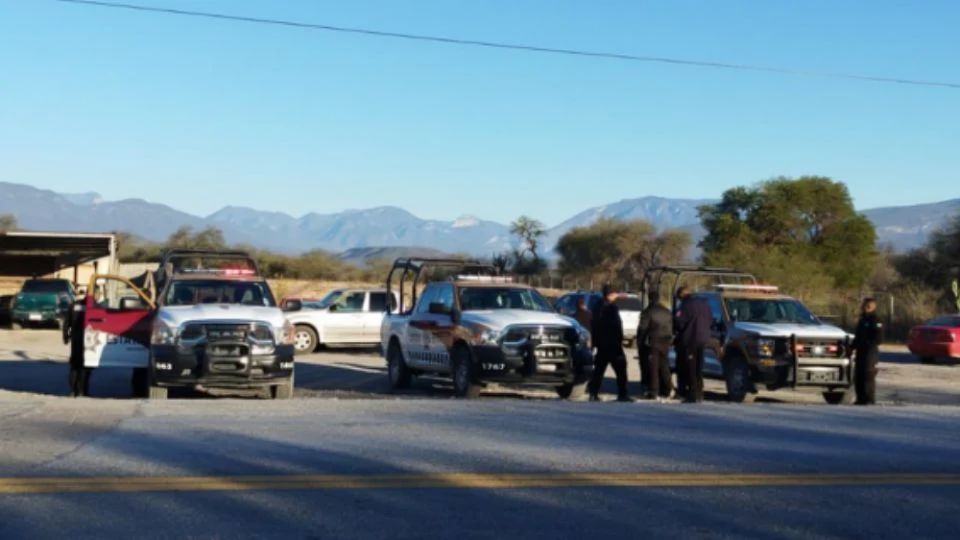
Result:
[1, 330, 959, 538]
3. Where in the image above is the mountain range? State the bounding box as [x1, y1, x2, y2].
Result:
[1, 181, 956, 257]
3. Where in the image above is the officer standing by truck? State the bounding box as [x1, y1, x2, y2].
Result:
[574, 297, 593, 336]
[674, 286, 712, 403]
[588, 284, 632, 402]
[637, 291, 673, 400]
[851, 298, 883, 405]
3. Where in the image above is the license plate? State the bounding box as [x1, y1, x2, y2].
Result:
[807, 371, 837, 382]
[538, 364, 558, 372]
[29, 313, 42, 321]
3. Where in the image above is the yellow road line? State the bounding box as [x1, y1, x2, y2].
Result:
[1, 472, 960, 495]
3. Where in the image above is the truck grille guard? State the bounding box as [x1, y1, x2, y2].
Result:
[500, 325, 574, 375]
[788, 334, 852, 388]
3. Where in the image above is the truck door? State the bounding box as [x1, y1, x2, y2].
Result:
[363, 292, 389, 342]
[407, 284, 455, 372]
[325, 290, 367, 342]
[83, 275, 155, 369]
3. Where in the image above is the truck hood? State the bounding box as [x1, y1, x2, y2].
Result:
[157, 304, 287, 330]
[733, 321, 849, 339]
[460, 310, 578, 331]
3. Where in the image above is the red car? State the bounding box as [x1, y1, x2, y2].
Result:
[908, 315, 960, 363]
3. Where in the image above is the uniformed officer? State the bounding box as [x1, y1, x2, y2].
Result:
[588, 284, 632, 402]
[851, 298, 883, 405]
[675, 286, 712, 403]
[637, 291, 673, 401]
[574, 297, 593, 335]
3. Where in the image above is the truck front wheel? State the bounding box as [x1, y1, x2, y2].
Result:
[452, 346, 481, 399]
[822, 390, 853, 405]
[556, 381, 588, 400]
[293, 325, 318, 355]
[724, 355, 755, 403]
[387, 343, 412, 389]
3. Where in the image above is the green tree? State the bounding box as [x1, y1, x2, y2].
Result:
[115, 232, 162, 262]
[163, 226, 227, 251]
[510, 216, 546, 261]
[0, 214, 17, 233]
[556, 219, 691, 285]
[699, 176, 877, 292]
[508, 216, 547, 276]
[894, 213, 960, 311]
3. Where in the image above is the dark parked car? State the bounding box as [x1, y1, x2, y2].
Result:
[11, 279, 75, 329]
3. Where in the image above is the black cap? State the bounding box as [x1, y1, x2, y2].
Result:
[602, 283, 617, 297]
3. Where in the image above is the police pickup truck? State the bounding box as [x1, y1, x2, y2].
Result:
[70, 250, 295, 399]
[380, 258, 594, 399]
[644, 266, 854, 404]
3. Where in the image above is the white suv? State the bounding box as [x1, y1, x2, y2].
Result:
[285, 289, 397, 354]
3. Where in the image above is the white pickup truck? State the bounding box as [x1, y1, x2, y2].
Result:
[284, 289, 398, 353]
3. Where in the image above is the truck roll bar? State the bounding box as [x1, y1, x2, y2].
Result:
[385, 257, 498, 314]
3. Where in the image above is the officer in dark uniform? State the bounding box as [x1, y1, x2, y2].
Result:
[637, 291, 673, 400]
[851, 298, 883, 405]
[588, 284, 632, 402]
[574, 297, 593, 334]
[675, 286, 712, 403]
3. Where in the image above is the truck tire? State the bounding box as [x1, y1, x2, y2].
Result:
[271, 373, 295, 399]
[148, 384, 168, 400]
[724, 355, 755, 403]
[293, 325, 318, 355]
[387, 342, 412, 390]
[556, 381, 588, 400]
[452, 346, 482, 399]
[822, 390, 854, 405]
[131, 368, 148, 398]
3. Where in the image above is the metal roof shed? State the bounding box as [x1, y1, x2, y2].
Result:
[0, 231, 116, 277]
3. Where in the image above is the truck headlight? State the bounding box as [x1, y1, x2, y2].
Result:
[151, 319, 176, 346]
[757, 338, 775, 357]
[279, 320, 296, 346]
[475, 328, 501, 346]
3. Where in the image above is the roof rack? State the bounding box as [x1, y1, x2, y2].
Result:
[156, 249, 261, 286]
[641, 264, 758, 310]
[386, 257, 499, 313]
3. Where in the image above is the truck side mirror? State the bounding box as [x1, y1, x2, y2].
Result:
[284, 299, 303, 312]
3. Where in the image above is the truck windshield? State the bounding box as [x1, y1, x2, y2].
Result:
[724, 298, 819, 325]
[459, 287, 553, 312]
[315, 290, 344, 309]
[164, 280, 276, 307]
[21, 280, 72, 294]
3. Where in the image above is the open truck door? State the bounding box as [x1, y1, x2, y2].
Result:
[71, 274, 155, 397]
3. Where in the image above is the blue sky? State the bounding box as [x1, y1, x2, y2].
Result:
[1, 0, 957, 225]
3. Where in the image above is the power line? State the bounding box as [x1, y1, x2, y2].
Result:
[53, 0, 959, 90]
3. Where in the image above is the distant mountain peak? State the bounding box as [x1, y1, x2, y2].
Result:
[60, 192, 103, 206]
[452, 215, 480, 228]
